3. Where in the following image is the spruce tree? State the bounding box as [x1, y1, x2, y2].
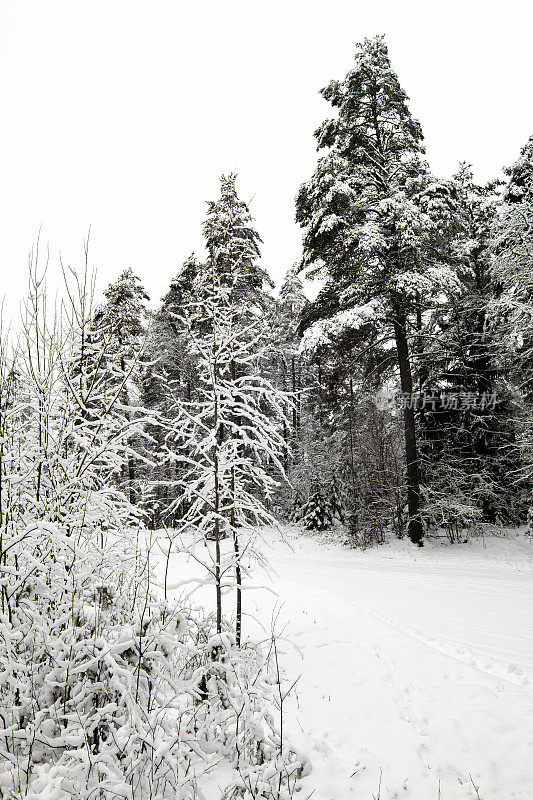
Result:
[418, 166, 524, 524]
[492, 135, 533, 497]
[142, 177, 275, 529]
[202, 173, 273, 309]
[139, 255, 203, 526]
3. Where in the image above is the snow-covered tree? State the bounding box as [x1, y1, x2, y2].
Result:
[413, 165, 525, 524]
[296, 35, 460, 544]
[203, 173, 273, 309]
[492, 135, 533, 401]
[268, 267, 308, 469]
[92, 267, 150, 504]
[139, 255, 203, 527]
[491, 135, 533, 500]
[163, 258, 289, 645]
[0, 251, 303, 799]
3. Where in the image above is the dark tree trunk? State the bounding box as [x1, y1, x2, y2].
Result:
[392, 302, 424, 545]
[231, 486, 242, 647]
[120, 356, 137, 505]
[128, 454, 136, 505]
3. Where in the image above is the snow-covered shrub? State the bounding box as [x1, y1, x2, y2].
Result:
[0, 521, 199, 799]
[299, 490, 333, 530]
[345, 502, 388, 548]
[0, 257, 303, 799]
[0, 522, 304, 799]
[191, 633, 310, 800]
[422, 493, 482, 542]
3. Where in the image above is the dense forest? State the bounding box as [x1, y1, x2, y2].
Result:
[0, 35, 531, 799]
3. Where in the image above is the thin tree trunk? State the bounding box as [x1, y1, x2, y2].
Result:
[212, 337, 222, 634]
[214, 456, 222, 634]
[317, 360, 323, 424]
[281, 358, 289, 472]
[120, 355, 137, 505]
[230, 472, 242, 647]
[128, 453, 136, 505]
[349, 378, 357, 492]
[392, 301, 424, 545]
[291, 356, 297, 430]
[415, 290, 424, 394]
[230, 357, 242, 646]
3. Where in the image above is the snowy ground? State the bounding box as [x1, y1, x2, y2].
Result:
[158, 526, 533, 800]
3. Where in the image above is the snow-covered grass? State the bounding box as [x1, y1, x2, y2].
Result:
[158, 525, 533, 800]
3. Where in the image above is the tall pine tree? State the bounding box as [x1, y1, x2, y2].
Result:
[296, 36, 458, 544]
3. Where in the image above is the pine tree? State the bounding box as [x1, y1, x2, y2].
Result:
[295, 35, 458, 544]
[493, 134, 533, 403]
[93, 268, 149, 505]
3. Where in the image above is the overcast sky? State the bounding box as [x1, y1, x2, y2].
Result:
[1, 0, 532, 322]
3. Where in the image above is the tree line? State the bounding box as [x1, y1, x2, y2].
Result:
[91, 37, 532, 547]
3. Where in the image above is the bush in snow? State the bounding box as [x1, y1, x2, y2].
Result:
[0, 521, 306, 799]
[299, 489, 333, 531]
[0, 253, 304, 799]
[422, 487, 482, 543]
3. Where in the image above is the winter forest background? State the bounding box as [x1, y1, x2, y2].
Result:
[0, 31, 532, 800]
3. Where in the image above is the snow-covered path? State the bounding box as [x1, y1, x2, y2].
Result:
[246, 529, 533, 800]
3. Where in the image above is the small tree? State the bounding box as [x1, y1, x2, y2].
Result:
[164, 257, 290, 646]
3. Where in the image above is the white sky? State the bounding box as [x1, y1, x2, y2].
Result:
[1, 0, 532, 322]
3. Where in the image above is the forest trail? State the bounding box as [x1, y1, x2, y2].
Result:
[248, 528, 533, 800]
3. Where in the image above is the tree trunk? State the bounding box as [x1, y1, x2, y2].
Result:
[291, 356, 298, 431]
[231, 484, 242, 647]
[392, 302, 424, 545]
[128, 454, 136, 505]
[230, 357, 242, 647]
[212, 341, 222, 634]
[120, 355, 136, 505]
